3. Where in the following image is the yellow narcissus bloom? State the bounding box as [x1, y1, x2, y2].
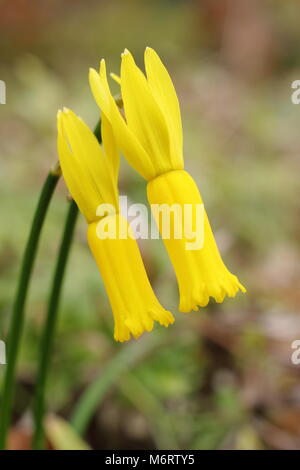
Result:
[89, 48, 246, 312]
[57, 108, 174, 341]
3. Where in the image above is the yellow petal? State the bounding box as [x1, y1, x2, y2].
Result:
[144, 47, 183, 169]
[89, 63, 155, 180]
[121, 50, 173, 176]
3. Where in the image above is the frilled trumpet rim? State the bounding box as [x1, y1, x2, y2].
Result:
[87, 214, 174, 342]
[147, 170, 246, 312]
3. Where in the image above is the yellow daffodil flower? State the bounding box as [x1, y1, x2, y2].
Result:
[89, 47, 246, 312]
[57, 108, 174, 341]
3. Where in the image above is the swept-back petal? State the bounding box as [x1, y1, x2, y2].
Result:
[57, 109, 118, 222]
[144, 47, 183, 169]
[57, 111, 91, 219]
[121, 50, 173, 176]
[89, 63, 155, 180]
[101, 114, 119, 200]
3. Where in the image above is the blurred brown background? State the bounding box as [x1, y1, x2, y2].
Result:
[1, 0, 300, 450]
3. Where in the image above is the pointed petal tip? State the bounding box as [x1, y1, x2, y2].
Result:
[121, 48, 131, 58]
[110, 72, 121, 85]
[99, 59, 107, 75]
[145, 46, 156, 55]
[89, 67, 97, 76]
[99, 58, 105, 72]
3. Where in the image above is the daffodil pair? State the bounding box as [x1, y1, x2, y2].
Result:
[57, 48, 245, 343]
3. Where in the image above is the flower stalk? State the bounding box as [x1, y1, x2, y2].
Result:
[32, 199, 78, 450]
[0, 164, 61, 450]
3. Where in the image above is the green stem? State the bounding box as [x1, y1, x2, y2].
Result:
[32, 121, 101, 450]
[0, 165, 61, 450]
[32, 200, 78, 450]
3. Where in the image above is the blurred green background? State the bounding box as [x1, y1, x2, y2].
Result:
[1, 0, 300, 450]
